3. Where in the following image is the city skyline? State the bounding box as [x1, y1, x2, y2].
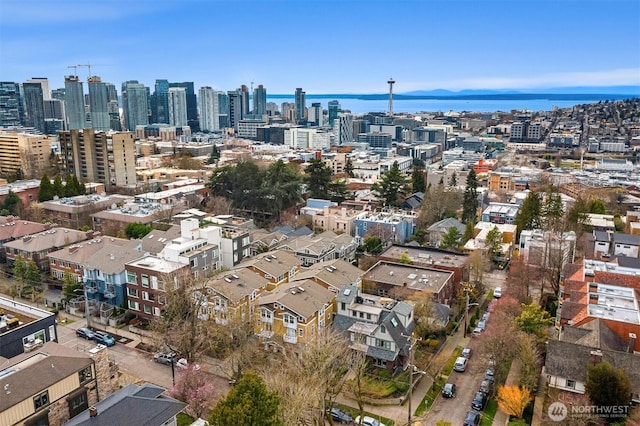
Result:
[1, 0, 639, 94]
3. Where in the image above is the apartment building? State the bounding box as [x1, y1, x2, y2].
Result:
[0, 131, 52, 179]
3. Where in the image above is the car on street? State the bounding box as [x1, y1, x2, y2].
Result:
[76, 327, 95, 340]
[472, 327, 482, 337]
[92, 330, 116, 347]
[477, 320, 487, 331]
[471, 391, 488, 411]
[441, 382, 456, 398]
[461, 347, 472, 359]
[463, 410, 482, 426]
[485, 366, 495, 381]
[326, 407, 353, 424]
[481, 312, 490, 321]
[453, 356, 468, 372]
[494, 287, 502, 298]
[479, 379, 493, 396]
[354, 415, 386, 426]
[153, 352, 177, 365]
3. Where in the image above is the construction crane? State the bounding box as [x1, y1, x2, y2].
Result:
[67, 65, 79, 76]
[77, 63, 109, 80]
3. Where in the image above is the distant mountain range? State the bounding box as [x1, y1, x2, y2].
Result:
[268, 86, 640, 101]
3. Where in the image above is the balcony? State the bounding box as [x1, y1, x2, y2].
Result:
[104, 286, 116, 299]
[257, 329, 274, 339]
[283, 334, 298, 344]
[85, 285, 97, 294]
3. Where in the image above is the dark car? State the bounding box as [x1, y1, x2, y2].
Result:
[92, 330, 116, 347]
[479, 379, 493, 396]
[76, 327, 95, 340]
[326, 407, 353, 424]
[463, 410, 481, 426]
[471, 391, 488, 411]
[441, 382, 456, 398]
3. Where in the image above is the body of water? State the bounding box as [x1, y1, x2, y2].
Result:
[267, 96, 620, 114]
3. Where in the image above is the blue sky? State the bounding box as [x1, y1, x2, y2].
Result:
[1, 0, 639, 94]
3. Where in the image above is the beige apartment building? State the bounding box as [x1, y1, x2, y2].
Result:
[59, 129, 136, 188]
[0, 131, 52, 179]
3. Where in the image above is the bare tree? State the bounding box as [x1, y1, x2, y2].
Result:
[204, 195, 233, 216]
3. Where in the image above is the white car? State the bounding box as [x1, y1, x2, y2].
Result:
[354, 416, 386, 426]
[175, 358, 201, 371]
[493, 287, 502, 298]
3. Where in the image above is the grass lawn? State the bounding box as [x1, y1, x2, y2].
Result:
[480, 398, 498, 426]
[176, 413, 195, 426]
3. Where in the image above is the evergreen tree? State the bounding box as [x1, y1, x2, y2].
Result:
[371, 161, 407, 207]
[74, 175, 86, 195]
[463, 221, 475, 243]
[440, 226, 462, 250]
[3, 190, 22, 216]
[64, 174, 76, 197]
[304, 159, 332, 199]
[485, 226, 503, 260]
[585, 361, 631, 414]
[541, 186, 564, 231]
[514, 191, 542, 239]
[462, 169, 479, 224]
[411, 167, 426, 194]
[328, 180, 351, 203]
[448, 172, 457, 187]
[125, 223, 153, 239]
[344, 157, 354, 178]
[208, 145, 220, 165]
[209, 371, 282, 426]
[37, 174, 54, 202]
[52, 174, 64, 198]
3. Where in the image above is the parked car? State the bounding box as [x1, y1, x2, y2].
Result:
[354, 415, 386, 426]
[175, 358, 201, 371]
[482, 312, 490, 321]
[472, 327, 482, 337]
[479, 379, 493, 396]
[92, 330, 115, 347]
[326, 407, 353, 424]
[153, 352, 176, 365]
[485, 366, 495, 381]
[471, 391, 488, 411]
[441, 382, 456, 398]
[463, 410, 482, 426]
[494, 287, 502, 298]
[453, 356, 468, 372]
[477, 320, 487, 331]
[461, 347, 472, 359]
[76, 327, 95, 340]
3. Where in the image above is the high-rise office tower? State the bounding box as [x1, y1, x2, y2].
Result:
[168, 87, 188, 127]
[64, 75, 86, 130]
[59, 129, 136, 187]
[252, 84, 267, 116]
[152, 79, 169, 124]
[328, 100, 340, 127]
[88, 76, 110, 131]
[294, 88, 306, 124]
[0, 82, 23, 127]
[27, 78, 51, 100]
[227, 89, 243, 131]
[281, 102, 294, 123]
[216, 91, 229, 130]
[266, 102, 279, 116]
[308, 102, 323, 127]
[43, 99, 66, 133]
[240, 85, 250, 118]
[169, 82, 198, 131]
[121, 80, 149, 131]
[337, 113, 354, 145]
[105, 83, 118, 102]
[108, 100, 121, 131]
[51, 88, 65, 101]
[198, 86, 216, 132]
[22, 82, 46, 132]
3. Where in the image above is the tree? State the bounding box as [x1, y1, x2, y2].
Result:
[371, 161, 407, 207]
[496, 385, 532, 418]
[305, 159, 333, 200]
[363, 235, 383, 255]
[541, 187, 564, 231]
[417, 184, 462, 227]
[585, 361, 631, 416]
[514, 191, 542, 239]
[61, 271, 83, 303]
[440, 226, 462, 250]
[64, 174, 76, 197]
[517, 332, 541, 391]
[2, 190, 22, 216]
[328, 179, 352, 203]
[209, 371, 282, 426]
[399, 252, 412, 264]
[167, 364, 218, 418]
[344, 157, 354, 178]
[589, 199, 606, 214]
[124, 223, 152, 239]
[13, 255, 41, 297]
[462, 169, 478, 224]
[73, 174, 86, 195]
[485, 226, 503, 260]
[38, 173, 54, 202]
[448, 171, 457, 187]
[411, 166, 426, 194]
[515, 303, 554, 338]
[52, 174, 64, 198]
[208, 145, 220, 165]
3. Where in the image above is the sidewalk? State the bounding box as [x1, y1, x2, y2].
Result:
[335, 319, 471, 425]
[492, 358, 522, 426]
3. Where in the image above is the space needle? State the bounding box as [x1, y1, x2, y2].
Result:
[387, 77, 395, 116]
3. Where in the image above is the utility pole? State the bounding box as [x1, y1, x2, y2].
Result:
[403, 333, 424, 425]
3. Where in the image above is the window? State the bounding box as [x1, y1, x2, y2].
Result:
[34, 390, 49, 411]
[283, 314, 296, 325]
[341, 302, 346, 311]
[144, 305, 152, 314]
[67, 389, 88, 418]
[141, 274, 149, 287]
[566, 379, 575, 389]
[78, 366, 92, 383]
[298, 328, 303, 337]
[128, 300, 139, 311]
[127, 287, 139, 298]
[126, 271, 137, 284]
[142, 291, 150, 301]
[380, 325, 386, 334]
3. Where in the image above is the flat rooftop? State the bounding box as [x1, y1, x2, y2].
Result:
[587, 283, 640, 324]
[380, 245, 467, 268]
[363, 261, 453, 293]
[0, 296, 54, 335]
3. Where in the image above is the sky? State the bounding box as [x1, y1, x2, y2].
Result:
[1, 0, 639, 95]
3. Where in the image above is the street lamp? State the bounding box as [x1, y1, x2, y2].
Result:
[73, 287, 91, 329]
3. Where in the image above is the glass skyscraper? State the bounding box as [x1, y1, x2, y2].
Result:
[0, 82, 23, 127]
[122, 80, 149, 131]
[295, 87, 306, 124]
[198, 86, 216, 132]
[64, 76, 86, 130]
[168, 87, 188, 127]
[152, 79, 169, 124]
[169, 82, 198, 131]
[252, 84, 267, 116]
[88, 76, 110, 131]
[22, 82, 46, 132]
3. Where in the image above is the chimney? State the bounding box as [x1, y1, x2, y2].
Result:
[89, 407, 98, 417]
[629, 333, 637, 354]
[589, 349, 603, 365]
